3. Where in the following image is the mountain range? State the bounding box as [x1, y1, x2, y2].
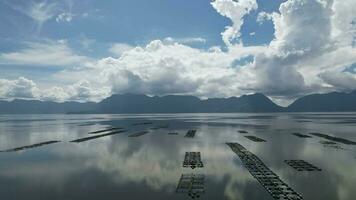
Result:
[0, 91, 355, 114]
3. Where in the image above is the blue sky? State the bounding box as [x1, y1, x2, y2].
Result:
[0, 0, 281, 55]
[0, 0, 355, 105]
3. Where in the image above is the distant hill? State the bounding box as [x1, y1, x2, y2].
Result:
[0, 99, 96, 114]
[0, 93, 282, 114]
[287, 90, 356, 112]
[99, 93, 283, 113]
[0, 91, 355, 114]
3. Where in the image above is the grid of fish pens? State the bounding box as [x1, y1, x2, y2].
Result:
[185, 130, 196, 138]
[285, 160, 322, 172]
[176, 174, 205, 199]
[226, 143, 303, 200]
[183, 152, 204, 169]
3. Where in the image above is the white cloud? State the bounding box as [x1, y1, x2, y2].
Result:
[0, 77, 39, 99]
[37, 79, 110, 102]
[256, 11, 274, 25]
[163, 37, 206, 45]
[50, 39, 264, 99]
[109, 43, 134, 56]
[245, 0, 356, 99]
[211, 0, 258, 46]
[0, 40, 91, 67]
[56, 12, 74, 23]
[319, 71, 356, 91]
[0, 77, 108, 102]
[95, 40, 242, 97]
[331, 0, 356, 47]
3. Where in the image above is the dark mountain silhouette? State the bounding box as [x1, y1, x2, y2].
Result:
[99, 93, 282, 113]
[287, 90, 356, 112]
[0, 99, 96, 114]
[0, 93, 282, 114]
[0, 90, 355, 114]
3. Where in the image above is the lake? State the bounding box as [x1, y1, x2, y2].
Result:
[0, 113, 356, 200]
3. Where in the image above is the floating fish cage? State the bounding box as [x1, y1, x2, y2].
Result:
[0, 140, 60, 152]
[71, 130, 126, 142]
[89, 127, 124, 134]
[226, 142, 303, 200]
[244, 135, 266, 142]
[238, 130, 248, 133]
[185, 130, 196, 138]
[292, 133, 312, 138]
[309, 133, 356, 145]
[176, 174, 205, 199]
[183, 152, 204, 169]
[285, 160, 322, 172]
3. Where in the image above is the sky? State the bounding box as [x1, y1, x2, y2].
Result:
[0, 0, 355, 106]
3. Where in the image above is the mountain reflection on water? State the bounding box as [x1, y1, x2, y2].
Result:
[0, 113, 356, 200]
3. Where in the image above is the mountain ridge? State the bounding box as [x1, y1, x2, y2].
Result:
[0, 90, 355, 114]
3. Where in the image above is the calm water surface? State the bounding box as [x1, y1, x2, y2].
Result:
[1, 113, 356, 200]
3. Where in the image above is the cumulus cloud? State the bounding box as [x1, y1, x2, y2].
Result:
[0, 77, 39, 99]
[211, 0, 257, 46]
[95, 40, 242, 97]
[39, 80, 109, 102]
[0, 40, 90, 67]
[0, 77, 108, 102]
[246, 0, 356, 100]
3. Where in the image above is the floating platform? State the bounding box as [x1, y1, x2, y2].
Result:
[89, 127, 124, 134]
[0, 140, 60, 152]
[285, 160, 322, 172]
[183, 152, 204, 169]
[185, 130, 196, 138]
[71, 130, 126, 143]
[244, 135, 266, 142]
[226, 142, 303, 200]
[310, 133, 356, 145]
[238, 130, 248, 133]
[292, 133, 312, 138]
[128, 131, 149, 137]
[176, 174, 205, 199]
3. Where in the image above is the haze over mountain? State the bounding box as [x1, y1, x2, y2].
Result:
[0, 91, 355, 114]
